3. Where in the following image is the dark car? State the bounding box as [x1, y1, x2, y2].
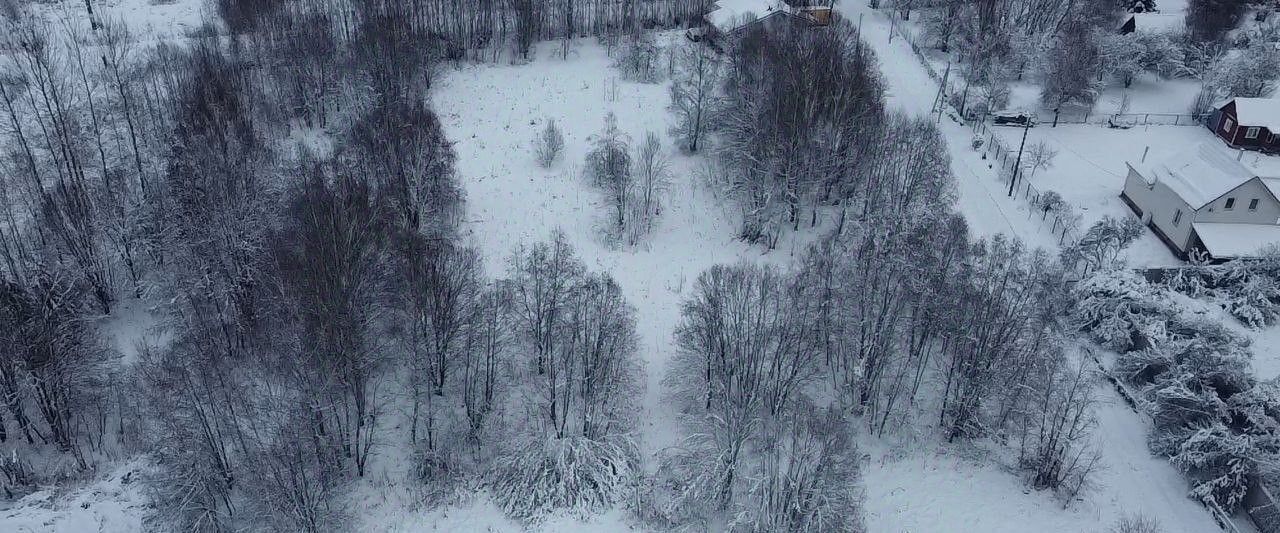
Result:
[993, 112, 1037, 127]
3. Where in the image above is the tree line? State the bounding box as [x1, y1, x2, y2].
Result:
[0, 0, 655, 530]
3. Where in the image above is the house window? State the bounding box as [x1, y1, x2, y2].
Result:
[1225, 197, 1236, 210]
[1251, 198, 1260, 211]
[1173, 209, 1182, 226]
[1223, 117, 1235, 133]
[1246, 127, 1261, 139]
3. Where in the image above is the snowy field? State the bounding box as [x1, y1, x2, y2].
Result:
[31, 0, 208, 39]
[344, 35, 769, 532]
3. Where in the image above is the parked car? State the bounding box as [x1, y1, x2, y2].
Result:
[992, 111, 1037, 127]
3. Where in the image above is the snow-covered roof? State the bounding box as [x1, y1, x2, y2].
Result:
[1262, 177, 1280, 201]
[1227, 97, 1280, 131]
[1135, 143, 1258, 209]
[1192, 222, 1280, 259]
[705, 0, 783, 31]
[1126, 13, 1185, 34]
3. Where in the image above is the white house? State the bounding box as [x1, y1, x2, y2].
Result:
[1120, 143, 1280, 260]
[704, 0, 785, 34]
[699, 0, 826, 38]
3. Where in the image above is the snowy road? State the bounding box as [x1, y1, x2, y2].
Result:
[837, 5, 1044, 246]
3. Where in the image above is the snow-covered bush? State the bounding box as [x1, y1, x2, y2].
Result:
[1146, 373, 1229, 446]
[614, 32, 662, 83]
[1170, 424, 1263, 509]
[1229, 379, 1280, 436]
[1161, 254, 1280, 329]
[1007, 357, 1102, 506]
[1059, 216, 1144, 275]
[732, 408, 866, 533]
[1111, 513, 1163, 533]
[1070, 270, 1177, 352]
[1073, 266, 1279, 511]
[534, 118, 565, 168]
[586, 113, 633, 233]
[487, 435, 639, 522]
[0, 450, 35, 499]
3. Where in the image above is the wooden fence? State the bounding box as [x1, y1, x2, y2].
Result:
[882, 9, 1206, 129]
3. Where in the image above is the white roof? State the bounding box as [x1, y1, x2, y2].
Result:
[1135, 143, 1257, 209]
[1229, 97, 1280, 131]
[706, 0, 782, 30]
[1127, 13, 1185, 34]
[1263, 177, 1280, 201]
[1192, 222, 1280, 259]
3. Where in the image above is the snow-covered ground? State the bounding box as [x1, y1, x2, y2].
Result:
[1, 460, 151, 533]
[30, 0, 208, 40]
[862, 380, 1222, 533]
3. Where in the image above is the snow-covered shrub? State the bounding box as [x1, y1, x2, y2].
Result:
[1059, 216, 1144, 274]
[488, 435, 639, 522]
[1013, 360, 1102, 506]
[656, 429, 736, 525]
[1161, 255, 1280, 329]
[1170, 424, 1262, 509]
[0, 450, 34, 499]
[1111, 513, 1162, 533]
[1170, 337, 1253, 397]
[1146, 373, 1229, 446]
[1114, 346, 1175, 385]
[585, 113, 633, 233]
[1070, 270, 1177, 352]
[534, 118, 565, 168]
[414, 443, 472, 505]
[732, 408, 866, 533]
[1229, 379, 1280, 436]
[614, 32, 662, 83]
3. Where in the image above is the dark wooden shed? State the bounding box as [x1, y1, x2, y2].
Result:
[1209, 98, 1280, 153]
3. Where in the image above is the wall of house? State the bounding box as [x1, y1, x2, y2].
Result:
[1215, 103, 1239, 145]
[1122, 164, 1197, 253]
[1195, 178, 1280, 225]
[1232, 125, 1274, 150]
[1212, 101, 1279, 151]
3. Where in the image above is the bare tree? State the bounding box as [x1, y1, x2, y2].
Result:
[534, 117, 565, 168]
[586, 112, 632, 232]
[628, 131, 670, 244]
[669, 38, 720, 153]
[275, 170, 394, 478]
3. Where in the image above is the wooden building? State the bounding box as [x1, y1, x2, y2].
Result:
[1209, 97, 1280, 153]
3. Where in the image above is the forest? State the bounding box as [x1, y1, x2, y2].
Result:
[0, 0, 1278, 531]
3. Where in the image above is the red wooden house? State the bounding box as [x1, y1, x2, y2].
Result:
[1208, 97, 1280, 153]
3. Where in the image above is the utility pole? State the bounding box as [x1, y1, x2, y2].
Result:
[1007, 119, 1031, 197]
[856, 13, 864, 55]
[934, 62, 951, 123]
